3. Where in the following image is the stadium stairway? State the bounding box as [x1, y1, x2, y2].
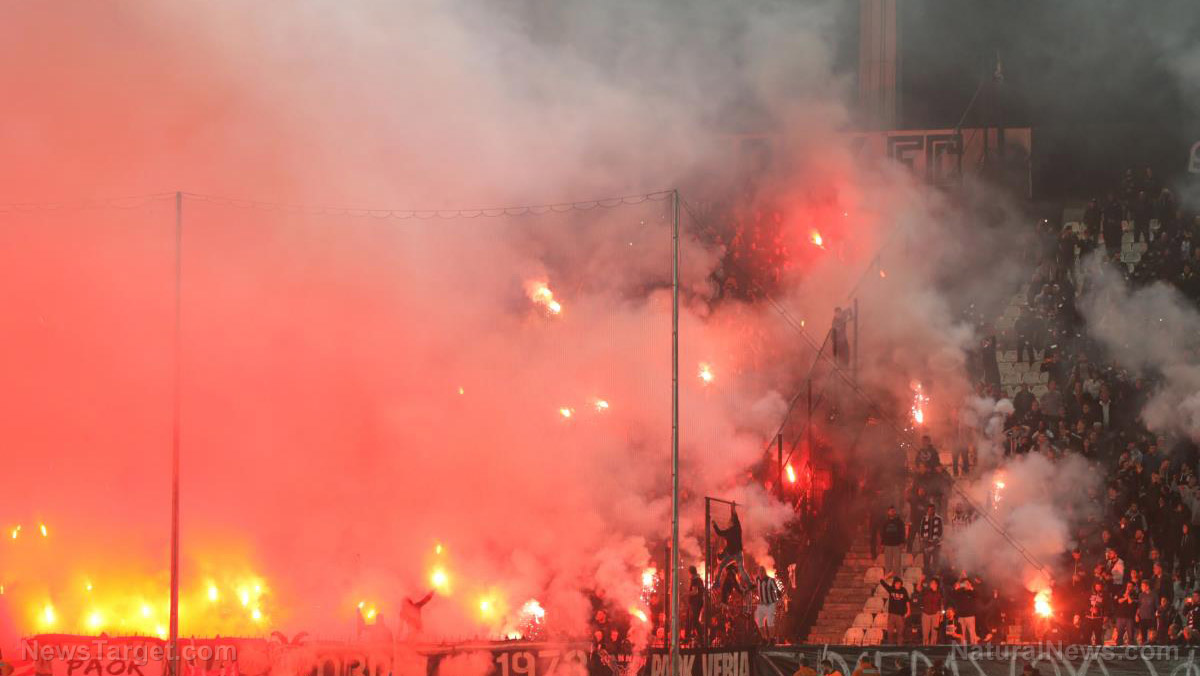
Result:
[803, 528, 918, 645]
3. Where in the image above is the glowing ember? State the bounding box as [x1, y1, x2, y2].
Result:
[698, 363, 714, 384]
[39, 523, 48, 537]
[594, 399, 610, 412]
[435, 543, 443, 555]
[559, 407, 574, 419]
[41, 603, 56, 627]
[785, 464, 797, 483]
[526, 281, 564, 316]
[10, 525, 20, 539]
[879, 269, 888, 279]
[84, 581, 93, 592]
[1034, 589, 1052, 618]
[630, 607, 649, 623]
[810, 231, 825, 248]
[457, 386, 465, 395]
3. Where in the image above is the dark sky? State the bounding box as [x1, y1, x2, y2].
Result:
[897, 0, 1199, 130]
[878, 0, 1200, 196]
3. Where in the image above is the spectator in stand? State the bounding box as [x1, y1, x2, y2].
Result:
[1040, 379, 1064, 430]
[755, 566, 782, 644]
[1127, 529, 1150, 576]
[920, 503, 944, 572]
[940, 607, 965, 645]
[1132, 191, 1153, 244]
[1083, 198, 1102, 239]
[1185, 591, 1200, 643]
[792, 655, 817, 676]
[880, 576, 911, 644]
[981, 331, 1001, 389]
[1106, 548, 1127, 588]
[979, 588, 1008, 645]
[1179, 523, 1198, 587]
[1083, 581, 1107, 644]
[1102, 193, 1124, 256]
[1013, 383, 1035, 419]
[1113, 581, 1136, 645]
[1156, 595, 1176, 644]
[919, 578, 945, 645]
[686, 566, 704, 640]
[952, 576, 978, 644]
[881, 507, 907, 577]
[1136, 579, 1157, 644]
[1015, 306, 1038, 366]
[712, 504, 748, 589]
[852, 655, 880, 676]
[915, 436, 940, 471]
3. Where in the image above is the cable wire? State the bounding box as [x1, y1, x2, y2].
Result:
[179, 190, 674, 220]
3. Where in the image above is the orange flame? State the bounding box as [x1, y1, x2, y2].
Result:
[1034, 589, 1052, 618]
[698, 363, 714, 384]
[810, 231, 825, 248]
[526, 281, 564, 316]
[785, 464, 797, 483]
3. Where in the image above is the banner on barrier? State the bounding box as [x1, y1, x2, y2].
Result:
[428, 643, 1200, 676]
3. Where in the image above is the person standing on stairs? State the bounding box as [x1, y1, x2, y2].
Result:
[952, 576, 979, 645]
[879, 575, 911, 645]
[754, 565, 782, 644]
[919, 577, 945, 645]
[881, 506, 907, 578]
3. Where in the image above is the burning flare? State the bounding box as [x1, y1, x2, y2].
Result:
[1034, 589, 1053, 618]
[698, 363, 714, 384]
[430, 568, 449, 592]
[525, 281, 563, 316]
[785, 464, 797, 483]
[810, 230, 825, 248]
[911, 382, 929, 426]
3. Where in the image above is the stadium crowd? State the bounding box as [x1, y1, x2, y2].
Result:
[883, 170, 1200, 646]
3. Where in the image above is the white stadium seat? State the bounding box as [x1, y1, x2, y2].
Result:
[843, 628, 864, 645]
[872, 612, 889, 628]
[864, 597, 884, 614]
[863, 629, 885, 645]
[852, 612, 874, 629]
[864, 566, 884, 583]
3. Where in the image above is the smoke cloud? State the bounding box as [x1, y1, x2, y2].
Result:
[0, 0, 1036, 658]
